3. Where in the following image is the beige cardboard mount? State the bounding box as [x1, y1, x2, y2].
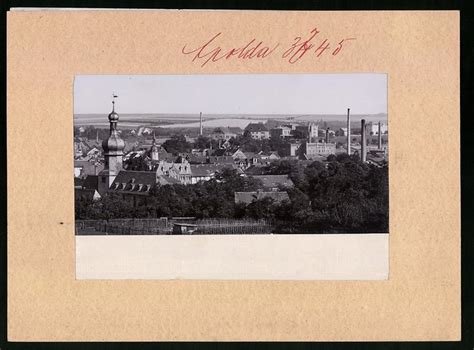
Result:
[7, 10, 460, 341]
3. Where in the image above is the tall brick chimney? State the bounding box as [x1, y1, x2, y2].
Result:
[378, 121, 382, 149]
[199, 112, 203, 136]
[347, 108, 351, 155]
[361, 119, 367, 162]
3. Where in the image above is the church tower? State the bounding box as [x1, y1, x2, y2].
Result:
[98, 98, 125, 195]
[307, 123, 318, 143]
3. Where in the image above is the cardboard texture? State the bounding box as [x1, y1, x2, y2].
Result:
[7, 10, 460, 341]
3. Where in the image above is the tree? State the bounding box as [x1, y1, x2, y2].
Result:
[245, 197, 277, 220]
[291, 129, 306, 139]
[194, 135, 211, 149]
[125, 155, 151, 171]
[162, 135, 192, 155]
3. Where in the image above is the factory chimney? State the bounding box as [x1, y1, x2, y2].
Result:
[199, 112, 203, 136]
[361, 119, 367, 162]
[347, 108, 351, 155]
[378, 121, 382, 149]
[325, 128, 330, 143]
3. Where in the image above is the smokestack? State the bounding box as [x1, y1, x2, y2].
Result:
[325, 128, 329, 143]
[378, 121, 382, 149]
[199, 112, 203, 136]
[347, 108, 351, 155]
[361, 119, 367, 162]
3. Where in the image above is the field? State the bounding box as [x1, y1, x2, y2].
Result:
[74, 113, 388, 129]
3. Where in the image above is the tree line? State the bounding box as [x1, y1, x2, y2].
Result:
[76, 154, 388, 234]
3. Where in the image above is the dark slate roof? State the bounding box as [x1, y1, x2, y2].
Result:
[82, 175, 99, 190]
[188, 155, 235, 165]
[252, 175, 294, 189]
[190, 164, 237, 177]
[243, 152, 258, 159]
[234, 191, 290, 204]
[245, 123, 268, 132]
[244, 165, 268, 175]
[228, 127, 243, 134]
[109, 171, 156, 194]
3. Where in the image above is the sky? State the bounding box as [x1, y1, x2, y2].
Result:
[74, 74, 387, 115]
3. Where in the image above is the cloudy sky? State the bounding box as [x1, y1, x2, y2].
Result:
[74, 74, 387, 115]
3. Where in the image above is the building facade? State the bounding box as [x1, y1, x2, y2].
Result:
[299, 142, 336, 159]
[245, 123, 270, 140]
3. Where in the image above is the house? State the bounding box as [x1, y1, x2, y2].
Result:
[157, 175, 182, 185]
[299, 142, 336, 159]
[244, 123, 270, 140]
[137, 127, 153, 136]
[295, 123, 318, 141]
[187, 155, 235, 165]
[367, 122, 388, 135]
[244, 153, 266, 166]
[234, 191, 290, 204]
[74, 139, 95, 159]
[231, 148, 247, 160]
[270, 126, 292, 139]
[187, 164, 239, 185]
[280, 142, 301, 157]
[75, 164, 102, 193]
[211, 127, 237, 141]
[336, 127, 348, 136]
[282, 123, 299, 130]
[318, 128, 335, 138]
[108, 170, 158, 206]
[259, 151, 280, 161]
[163, 158, 192, 183]
[191, 148, 212, 157]
[252, 175, 294, 191]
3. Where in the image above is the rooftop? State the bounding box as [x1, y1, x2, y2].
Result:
[110, 170, 157, 194]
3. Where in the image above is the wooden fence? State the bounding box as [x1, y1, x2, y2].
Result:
[75, 218, 273, 235]
[75, 218, 171, 235]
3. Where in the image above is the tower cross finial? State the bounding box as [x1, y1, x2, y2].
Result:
[112, 92, 118, 111]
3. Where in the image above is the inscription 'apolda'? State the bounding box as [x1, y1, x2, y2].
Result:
[181, 28, 356, 67]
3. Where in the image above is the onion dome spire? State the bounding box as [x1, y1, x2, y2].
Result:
[102, 95, 125, 154]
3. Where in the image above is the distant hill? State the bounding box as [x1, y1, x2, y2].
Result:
[74, 113, 388, 129]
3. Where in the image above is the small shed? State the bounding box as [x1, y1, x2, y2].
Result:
[172, 223, 198, 235]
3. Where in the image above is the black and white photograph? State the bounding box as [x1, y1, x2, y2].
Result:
[74, 74, 389, 280]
